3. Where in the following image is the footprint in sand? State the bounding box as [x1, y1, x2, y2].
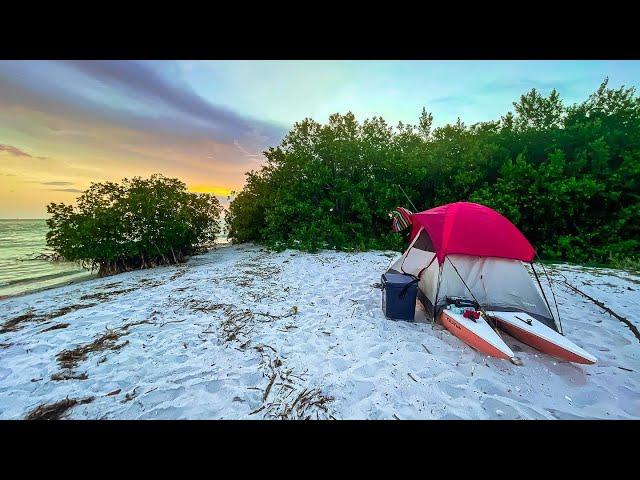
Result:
[439, 382, 467, 399]
[350, 360, 388, 379]
[473, 378, 506, 396]
[481, 397, 521, 419]
[139, 405, 186, 420]
[202, 379, 225, 394]
[346, 378, 377, 401]
[0, 366, 11, 380]
[141, 386, 186, 406]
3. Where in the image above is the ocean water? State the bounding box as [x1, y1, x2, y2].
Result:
[0, 219, 92, 298]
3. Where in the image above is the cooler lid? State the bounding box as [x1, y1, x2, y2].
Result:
[382, 272, 416, 286]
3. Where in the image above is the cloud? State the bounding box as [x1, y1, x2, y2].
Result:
[476, 78, 582, 98]
[0, 143, 47, 160]
[60, 60, 286, 145]
[0, 61, 286, 165]
[429, 96, 477, 106]
[41, 181, 74, 186]
[49, 188, 83, 193]
[0, 144, 32, 157]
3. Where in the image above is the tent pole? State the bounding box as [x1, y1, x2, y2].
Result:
[446, 257, 504, 337]
[447, 257, 484, 311]
[433, 262, 443, 323]
[397, 184, 418, 212]
[538, 261, 563, 335]
[530, 262, 562, 334]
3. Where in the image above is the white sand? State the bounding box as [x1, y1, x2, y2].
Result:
[0, 244, 638, 419]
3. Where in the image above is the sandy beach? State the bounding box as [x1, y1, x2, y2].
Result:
[0, 244, 638, 420]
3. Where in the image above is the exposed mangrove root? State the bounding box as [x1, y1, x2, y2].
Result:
[28, 252, 66, 262]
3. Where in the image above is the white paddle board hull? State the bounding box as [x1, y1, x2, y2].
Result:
[486, 311, 597, 365]
[440, 309, 514, 360]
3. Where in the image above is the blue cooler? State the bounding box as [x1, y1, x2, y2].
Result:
[381, 272, 419, 321]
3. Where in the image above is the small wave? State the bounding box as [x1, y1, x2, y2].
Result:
[0, 270, 88, 288]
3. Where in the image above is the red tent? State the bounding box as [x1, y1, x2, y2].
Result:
[409, 202, 535, 264]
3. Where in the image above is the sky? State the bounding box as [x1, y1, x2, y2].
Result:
[1, 60, 639, 218]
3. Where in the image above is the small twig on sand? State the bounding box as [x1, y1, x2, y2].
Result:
[254, 306, 298, 321]
[249, 405, 266, 415]
[407, 373, 418, 383]
[618, 366, 634, 372]
[160, 319, 187, 327]
[263, 367, 278, 401]
[421, 344, 432, 354]
[254, 343, 277, 353]
[393, 414, 400, 420]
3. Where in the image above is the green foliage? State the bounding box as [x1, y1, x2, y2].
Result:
[46, 174, 222, 276]
[227, 80, 640, 265]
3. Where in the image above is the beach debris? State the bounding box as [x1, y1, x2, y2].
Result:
[160, 319, 187, 327]
[49, 303, 98, 319]
[1, 303, 98, 334]
[510, 356, 524, 366]
[251, 347, 335, 420]
[0, 311, 37, 333]
[80, 287, 137, 302]
[25, 396, 94, 420]
[408, 372, 418, 382]
[253, 305, 298, 320]
[41, 323, 70, 332]
[169, 269, 188, 281]
[263, 368, 277, 401]
[56, 328, 129, 370]
[51, 370, 89, 381]
[421, 344, 432, 354]
[121, 387, 140, 403]
[254, 343, 277, 353]
[106, 389, 122, 396]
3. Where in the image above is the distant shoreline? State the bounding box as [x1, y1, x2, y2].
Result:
[0, 238, 230, 301]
